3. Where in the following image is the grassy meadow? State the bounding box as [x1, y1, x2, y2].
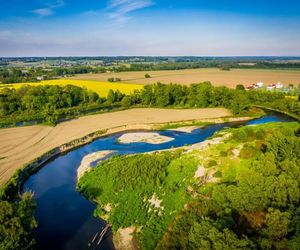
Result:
[0, 79, 142, 96]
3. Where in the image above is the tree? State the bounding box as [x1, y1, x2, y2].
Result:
[230, 91, 249, 114]
[262, 209, 290, 240]
[145, 73, 151, 78]
[153, 83, 170, 107]
[107, 89, 116, 103]
[195, 82, 213, 107]
[0, 193, 37, 250]
[236, 84, 245, 91]
[220, 66, 231, 71]
[140, 85, 153, 105]
[121, 96, 132, 107]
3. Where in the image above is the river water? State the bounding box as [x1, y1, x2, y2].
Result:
[23, 114, 294, 250]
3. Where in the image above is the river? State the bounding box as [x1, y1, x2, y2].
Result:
[23, 113, 294, 250]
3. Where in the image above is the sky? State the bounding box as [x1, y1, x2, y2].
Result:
[0, 0, 300, 57]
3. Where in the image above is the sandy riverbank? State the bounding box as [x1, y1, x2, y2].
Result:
[168, 126, 200, 133]
[77, 150, 115, 180]
[0, 108, 232, 186]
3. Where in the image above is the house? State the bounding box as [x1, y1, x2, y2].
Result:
[267, 84, 276, 90]
[246, 84, 256, 90]
[36, 76, 44, 81]
[276, 82, 284, 89]
[256, 82, 264, 88]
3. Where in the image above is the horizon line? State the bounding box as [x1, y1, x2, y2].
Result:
[1, 55, 300, 58]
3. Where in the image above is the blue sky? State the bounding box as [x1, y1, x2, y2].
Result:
[0, 0, 300, 56]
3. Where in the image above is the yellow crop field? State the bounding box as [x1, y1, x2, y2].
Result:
[0, 79, 143, 96]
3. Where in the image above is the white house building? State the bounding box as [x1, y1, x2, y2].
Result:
[267, 84, 276, 90]
[276, 82, 284, 89]
[256, 82, 264, 88]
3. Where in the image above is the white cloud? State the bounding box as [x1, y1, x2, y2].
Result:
[32, 8, 54, 17]
[107, 0, 155, 22]
[32, 0, 65, 17]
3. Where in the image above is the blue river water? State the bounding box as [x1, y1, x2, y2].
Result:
[23, 114, 294, 250]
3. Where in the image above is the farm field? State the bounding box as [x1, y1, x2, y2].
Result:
[70, 68, 300, 88]
[0, 107, 231, 186]
[0, 79, 142, 96]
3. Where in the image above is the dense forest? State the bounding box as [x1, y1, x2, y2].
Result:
[157, 123, 300, 249]
[78, 122, 300, 249]
[1, 82, 299, 127]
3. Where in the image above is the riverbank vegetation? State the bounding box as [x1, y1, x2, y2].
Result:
[78, 122, 300, 249]
[0, 84, 108, 126]
[1, 81, 299, 127]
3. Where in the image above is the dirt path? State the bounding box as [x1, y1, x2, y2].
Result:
[0, 108, 231, 186]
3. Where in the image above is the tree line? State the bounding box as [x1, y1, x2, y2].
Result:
[119, 82, 300, 118]
[1, 82, 299, 127]
[0, 66, 106, 84]
[0, 84, 104, 125]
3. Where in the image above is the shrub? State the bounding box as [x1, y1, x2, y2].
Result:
[239, 144, 257, 159]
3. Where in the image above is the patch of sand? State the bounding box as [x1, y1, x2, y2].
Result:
[148, 193, 163, 209]
[231, 145, 243, 159]
[194, 165, 219, 184]
[77, 150, 115, 180]
[0, 108, 231, 186]
[168, 126, 199, 133]
[104, 203, 112, 212]
[185, 133, 231, 151]
[194, 165, 206, 178]
[118, 132, 173, 144]
[113, 227, 139, 250]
